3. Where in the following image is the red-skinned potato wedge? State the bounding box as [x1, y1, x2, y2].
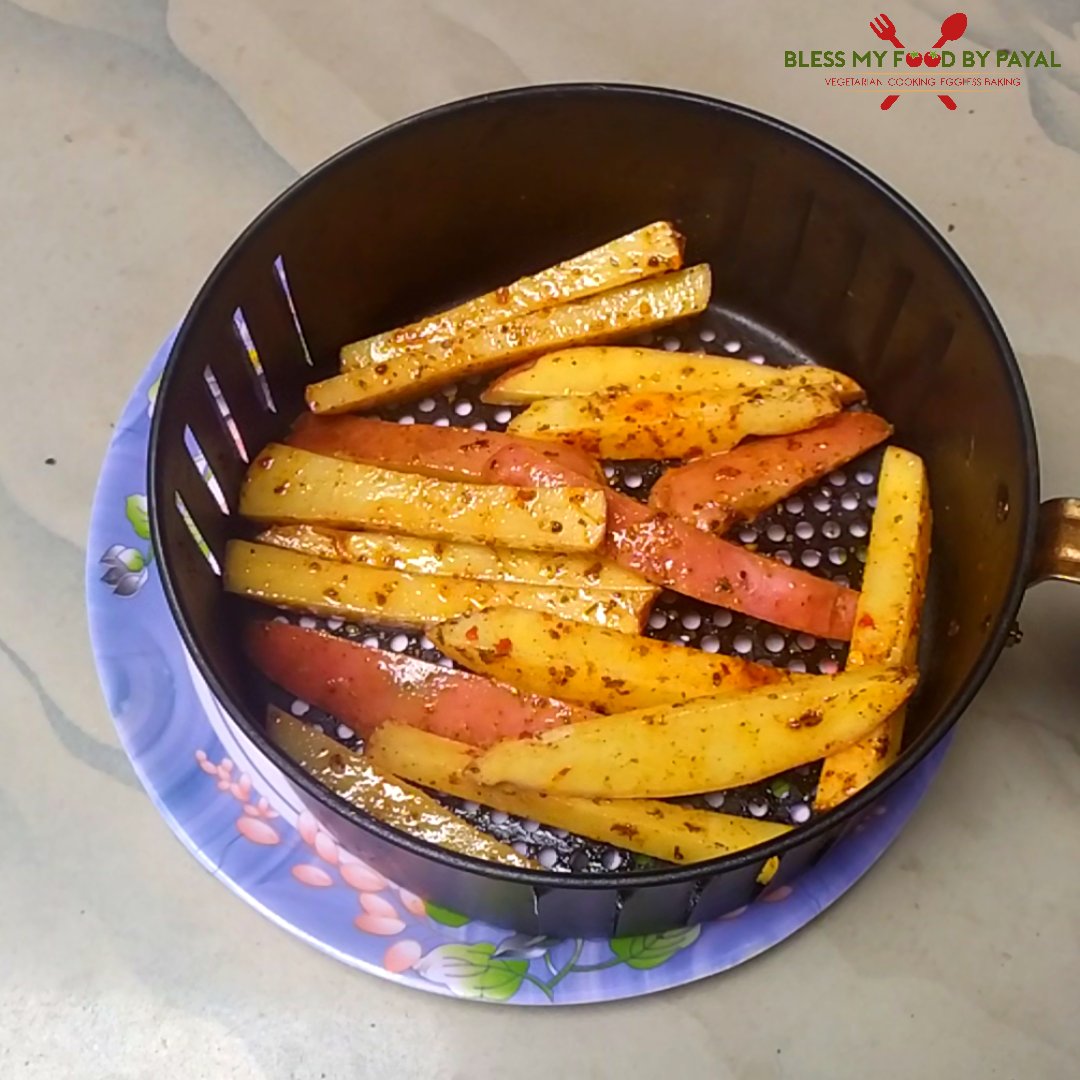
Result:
[340, 221, 685, 370]
[506, 385, 842, 460]
[649, 412, 894, 533]
[307, 265, 712, 414]
[475, 446, 861, 639]
[605, 494, 858, 640]
[247, 621, 597, 748]
[287, 413, 601, 484]
[268, 709, 537, 869]
[484, 346, 864, 405]
[815, 447, 931, 810]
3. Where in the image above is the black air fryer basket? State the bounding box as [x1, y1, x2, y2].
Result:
[149, 85, 1066, 938]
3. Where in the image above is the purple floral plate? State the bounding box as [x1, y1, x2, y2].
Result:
[86, 332, 949, 1005]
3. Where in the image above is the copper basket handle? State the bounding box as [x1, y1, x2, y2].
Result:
[1031, 498, 1080, 585]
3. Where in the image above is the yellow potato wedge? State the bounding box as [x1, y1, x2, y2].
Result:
[306, 265, 712, 414]
[815, 447, 931, 811]
[255, 524, 656, 593]
[507, 384, 841, 460]
[267, 709, 537, 869]
[367, 724, 791, 865]
[474, 666, 917, 798]
[225, 542, 652, 632]
[432, 607, 808, 714]
[484, 346, 864, 405]
[341, 221, 684, 370]
[240, 444, 606, 552]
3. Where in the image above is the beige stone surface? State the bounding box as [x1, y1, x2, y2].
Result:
[0, 1, 1077, 1077]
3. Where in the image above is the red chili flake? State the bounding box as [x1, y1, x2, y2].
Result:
[494, 637, 513, 657]
[465, 626, 479, 641]
[858, 613, 876, 629]
[788, 709, 824, 730]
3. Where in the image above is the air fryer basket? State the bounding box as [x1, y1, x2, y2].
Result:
[150, 85, 1041, 937]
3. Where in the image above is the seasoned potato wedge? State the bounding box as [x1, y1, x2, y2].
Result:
[341, 221, 684, 370]
[256, 525, 656, 593]
[306, 265, 712, 414]
[432, 607, 802, 713]
[485, 346, 864, 405]
[474, 666, 917, 798]
[466, 447, 859, 639]
[240, 444, 606, 552]
[507, 384, 841, 459]
[367, 724, 791, 865]
[225, 542, 651, 631]
[650, 412, 893, 533]
[287, 413, 601, 484]
[250, 622, 592, 746]
[815, 447, 931, 811]
[267, 708, 537, 868]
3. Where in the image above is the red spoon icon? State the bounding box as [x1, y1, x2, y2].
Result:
[880, 11, 967, 111]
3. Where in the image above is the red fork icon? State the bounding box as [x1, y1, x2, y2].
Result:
[869, 12, 958, 111]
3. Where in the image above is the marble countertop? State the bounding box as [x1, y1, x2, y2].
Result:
[2, 1, 1078, 1076]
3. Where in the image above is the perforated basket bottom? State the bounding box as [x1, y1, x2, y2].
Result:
[256, 306, 882, 874]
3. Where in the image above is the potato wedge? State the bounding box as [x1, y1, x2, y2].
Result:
[267, 708, 537, 868]
[506, 384, 841, 459]
[249, 622, 593, 746]
[287, 413, 602, 484]
[225, 541, 651, 632]
[650, 412, 893, 533]
[432, 607, 803, 713]
[474, 666, 917, 798]
[256, 525, 656, 593]
[485, 346, 864, 405]
[240, 444, 606, 552]
[815, 447, 931, 811]
[606, 493, 858, 639]
[367, 724, 791, 865]
[306, 265, 712, 414]
[341, 221, 684, 370]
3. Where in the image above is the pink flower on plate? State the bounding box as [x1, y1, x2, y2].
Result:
[359, 892, 398, 920]
[291, 864, 334, 888]
[397, 889, 426, 918]
[236, 816, 281, 846]
[383, 939, 423, 973]
[297, 810, 320, 847]
[314, 830, 340, 865]
[339, 860, 387, 893]
[355, 913, 406, 936]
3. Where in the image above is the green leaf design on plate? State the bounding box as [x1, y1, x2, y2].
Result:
[609, 925, 701, 970]
[414, 942, 527, 1001]
[125, 494, 151, 541]
[424, 901, 470, 928]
